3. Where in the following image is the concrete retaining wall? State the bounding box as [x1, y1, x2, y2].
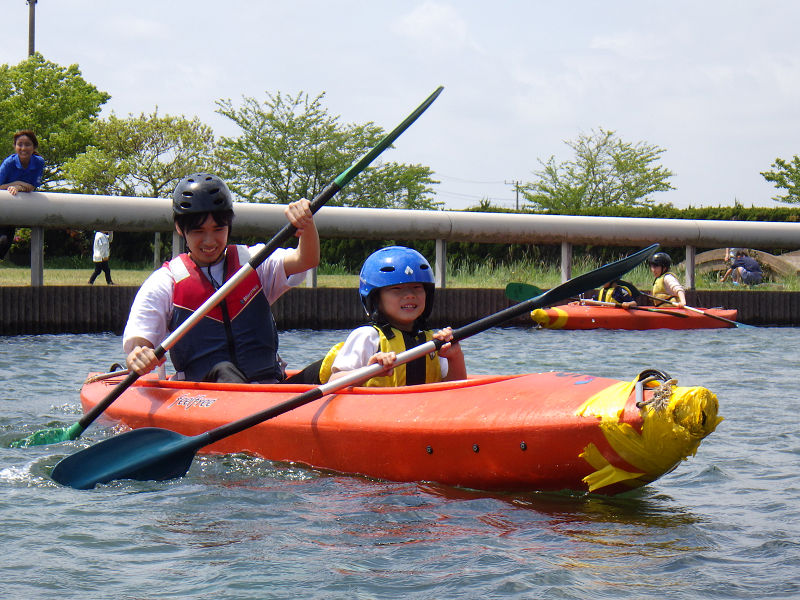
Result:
[0, 287, 796, 335]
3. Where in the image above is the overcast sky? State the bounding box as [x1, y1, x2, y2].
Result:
[4, 1, 799, 210]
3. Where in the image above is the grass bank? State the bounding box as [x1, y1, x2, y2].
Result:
[0, 257, 795, 291]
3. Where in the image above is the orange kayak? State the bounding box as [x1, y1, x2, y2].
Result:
[80, 370, 720, 495]
[531, 303, 739, 330]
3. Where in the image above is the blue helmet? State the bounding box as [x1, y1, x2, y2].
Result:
[359, 246, 435, 320]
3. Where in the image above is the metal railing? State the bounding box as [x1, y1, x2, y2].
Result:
[3, 191, 799, 287]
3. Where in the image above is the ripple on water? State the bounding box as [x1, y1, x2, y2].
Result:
[1, 328, 799, 599]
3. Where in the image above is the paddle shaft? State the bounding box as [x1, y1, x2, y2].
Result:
[76, 86, 445, 433]
[575, 297, 689, 317]
[638, 291, 744, 327]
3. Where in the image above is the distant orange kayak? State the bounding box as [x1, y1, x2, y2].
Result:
[531, 303, 739, 330]
[80, 369, 721, 495]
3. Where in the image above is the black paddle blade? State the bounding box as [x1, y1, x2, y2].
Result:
[51, 428, 202, 490]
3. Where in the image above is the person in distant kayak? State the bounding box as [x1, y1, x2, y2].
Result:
[0, 130, 45, 259]
[648, 252, 686, 307]
[597, 279, 638, 308]
[289, 246, 466, 386]
[720, 248, 762, 285]
[87, 231, 114, 285]
[123, 173, 319, 383]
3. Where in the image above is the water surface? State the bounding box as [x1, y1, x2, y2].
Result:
[1, 327, 798, 599]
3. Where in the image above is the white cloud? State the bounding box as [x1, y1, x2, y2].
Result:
[104, 16, 170, 41]
[2, 0, 799, 210]
[393, 2, 474, 53]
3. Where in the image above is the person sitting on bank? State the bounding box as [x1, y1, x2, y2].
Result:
[123, 173, 319, 383]
[597, 279, 638, 308]
[648, 252, 686, 308]
[720, 248, 763, 286]
[292, 246, 466, 387]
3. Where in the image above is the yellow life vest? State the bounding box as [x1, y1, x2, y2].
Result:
[598, 282, 635, 304]
[597, 287, 615, 303]
[318, 325, 442, 387]
[651, 274, 677, 305]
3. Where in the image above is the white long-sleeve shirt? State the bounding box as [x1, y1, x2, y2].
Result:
[92, 231, 112, 262]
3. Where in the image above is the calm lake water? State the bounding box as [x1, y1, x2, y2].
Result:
[1, 326, 798, 599]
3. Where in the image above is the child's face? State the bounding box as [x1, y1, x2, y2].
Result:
[650, 264, 664, 277]
[179, 214, 229, 267]
[377, 283, 426, 330]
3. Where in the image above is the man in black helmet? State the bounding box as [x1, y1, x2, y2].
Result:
[123, 173, 319, 383]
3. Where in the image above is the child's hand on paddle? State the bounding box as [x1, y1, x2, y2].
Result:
[368, 351, 397, 375]
[434, 327, 463, 359]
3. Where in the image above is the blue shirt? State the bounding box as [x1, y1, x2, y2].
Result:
[732, 255, 761, 274]
[0, 153, 45, 188]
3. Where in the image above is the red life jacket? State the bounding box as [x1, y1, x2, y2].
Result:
[167, 245, 280, 382]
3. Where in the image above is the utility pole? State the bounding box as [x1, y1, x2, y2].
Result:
[27, 0, 37, 56]
[505, 180, 521, 211]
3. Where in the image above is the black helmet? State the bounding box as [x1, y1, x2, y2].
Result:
[172, 173, 233, 215]
[648, 252, 672, 269]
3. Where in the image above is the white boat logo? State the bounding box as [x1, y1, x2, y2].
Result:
[169, 393, 217, 409]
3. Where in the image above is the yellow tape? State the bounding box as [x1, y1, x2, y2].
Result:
[580, 443, 645, 491]
[530, 307, 569, 329]
[576, 378, 722, 492]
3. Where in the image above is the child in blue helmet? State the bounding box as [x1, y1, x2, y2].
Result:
[325, 246, 466, 386]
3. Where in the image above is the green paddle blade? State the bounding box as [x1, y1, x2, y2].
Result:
[334, 86, 443, 189]
[50, 428, 203, 490]
[504, 282, 545, 303]
[9, 422, 83, 448]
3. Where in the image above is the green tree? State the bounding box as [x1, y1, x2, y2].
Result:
[343, 162, 442, 209]
[0, 53, 110, 188]
[522, 128, 674, 212]
[761, 156, 800, 204]
[216, 91, 440, 208]
[62, 109, 219, 197]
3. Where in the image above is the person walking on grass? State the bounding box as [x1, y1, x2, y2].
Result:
[88, 231, 114, 285]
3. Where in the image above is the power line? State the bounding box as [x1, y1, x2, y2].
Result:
[436, 173, 506, 185]
[436, 189, 512, 202]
